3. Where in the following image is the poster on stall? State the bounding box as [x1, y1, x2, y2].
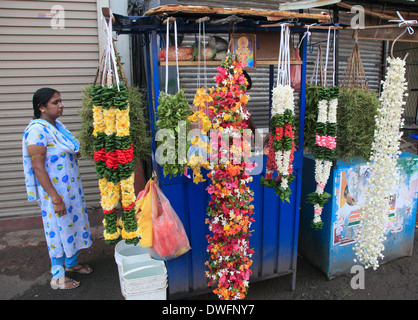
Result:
[332, 160, 418, 247]
[232, 34, 256, 70]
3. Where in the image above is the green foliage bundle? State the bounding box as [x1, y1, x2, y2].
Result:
[336, 87, 379, 160]
[156, 89, 193, 178]
[77, 85, 151, 162]
[304, 85, 379, 160]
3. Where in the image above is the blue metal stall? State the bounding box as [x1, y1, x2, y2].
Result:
[112, 9, 336, 298]
[299, 152, 418, 279]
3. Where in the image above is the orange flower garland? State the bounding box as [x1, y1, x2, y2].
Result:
[203, 53, 256, 300]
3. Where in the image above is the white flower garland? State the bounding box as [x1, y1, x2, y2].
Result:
[272, 84, 295, 187]
[261, 25, 297, 203]
[272, 84, 295, 115]
[353, 57, 407, 270]
[307, 86, 339, 229]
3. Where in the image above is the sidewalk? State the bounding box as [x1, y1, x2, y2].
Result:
[1, 211, 417, 300]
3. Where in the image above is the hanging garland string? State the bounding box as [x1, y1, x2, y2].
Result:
[306, 27, 339, 230]
[187, 20, 213, 184]
[203, 53, 256, 300]
[353, 56, 408, 269]
[91, 11, 139, 245]
[156, 19, 193, 178]
[92, 84, 139, 245]
[260, 25, 296, 203]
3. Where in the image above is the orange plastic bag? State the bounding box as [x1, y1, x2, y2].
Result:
[149, 181, 191, 261]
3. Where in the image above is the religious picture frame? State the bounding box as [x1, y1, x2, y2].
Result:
[231, 34, 256, 70]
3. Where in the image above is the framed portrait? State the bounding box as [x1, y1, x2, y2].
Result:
[231, 34, 256, 70]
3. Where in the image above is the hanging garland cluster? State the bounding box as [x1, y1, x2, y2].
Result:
[353, 57, 408, 270]
[92, 84, 140, 245]
[306, 86, 339, 230]
[260, 26, 296, 203]
[203, 53, 256, 300]
[260, 85, 296, 202]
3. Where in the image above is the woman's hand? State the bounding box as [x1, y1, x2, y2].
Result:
[28, 145, 67, 216]
[52, 199, 67, 216]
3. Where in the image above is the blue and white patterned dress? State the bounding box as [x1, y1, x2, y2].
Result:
[22, 119, 92, 259]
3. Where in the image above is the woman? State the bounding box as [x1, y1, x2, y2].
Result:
[22, 88, 93, 290]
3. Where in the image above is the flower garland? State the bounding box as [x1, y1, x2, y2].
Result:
[260, 84, 296, 202]
[260, 26, 296, 203]
[187, 87, 213, 184]
[306, 86, 339, 230]
[353, 57, 408, 270]
[203, 53, 256, 300]
[92, 84, 140, 245]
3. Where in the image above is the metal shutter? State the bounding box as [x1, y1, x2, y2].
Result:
[0, 0, 101, 217]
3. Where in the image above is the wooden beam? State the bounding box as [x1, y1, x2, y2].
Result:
[145, 5, 331, 23]
[337, 2, 398, 21]
[279, 0, 341, 11]
[356, 27, 418, 43]
[345, 23, 418, 30]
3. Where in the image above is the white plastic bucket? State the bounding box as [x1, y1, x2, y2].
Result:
[114, 240, 151, 287]
[124, 285, 168, 300]
[121, 257, 168, 300]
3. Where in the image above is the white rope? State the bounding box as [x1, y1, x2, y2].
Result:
[277, 25, 291, 86]
[276, 25, 283, 85]
[108, 14, 120, 90]
[174, 20, 180, 92]
[165, 20, 169, 93]
[332, 29, 336, 86]
[324, 26, 331, 86]
[310, 48, 320, 85]
[298, 23, 315, 49]
[389, 11, 417, 35]
[203, 21, 207, 89]
[197, 21, 201, 90]
[101, 10, 120, 90]
[286, 26, 291, 86]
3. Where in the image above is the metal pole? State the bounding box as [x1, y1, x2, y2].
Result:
[150, 29, 161, 178]
[291, 32, 308, 291]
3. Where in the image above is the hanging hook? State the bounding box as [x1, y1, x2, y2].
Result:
[391, 27, 408, 59]
[298, 23, 314, 49]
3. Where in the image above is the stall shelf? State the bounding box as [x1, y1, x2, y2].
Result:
[111, 5, 336, 298]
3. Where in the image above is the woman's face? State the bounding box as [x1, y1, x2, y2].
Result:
[41, 92, 63, 119]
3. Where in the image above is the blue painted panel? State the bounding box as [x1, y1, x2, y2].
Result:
[159, 155, 301, 298]
[248, 171, 264, 279]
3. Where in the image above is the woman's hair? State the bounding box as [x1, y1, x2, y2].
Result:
[242, 70, 252, 91]
[32, 88, 60, 119]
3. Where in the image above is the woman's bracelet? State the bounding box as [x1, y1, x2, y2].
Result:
[52, 198, 63, 205]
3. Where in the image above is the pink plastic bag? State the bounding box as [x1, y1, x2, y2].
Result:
[149, 182, 191, 261]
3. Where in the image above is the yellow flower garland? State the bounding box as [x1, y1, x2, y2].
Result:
[116, 106, 130, 137]
[93, 105, 105, 136]
[92, 84, 139, 244]
[187, 88, 214, 184]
